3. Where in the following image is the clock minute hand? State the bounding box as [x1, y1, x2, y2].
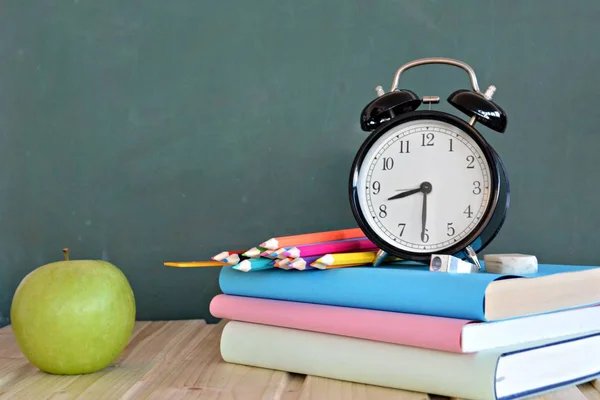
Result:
[387, 187, 421, 201]
[421, 190, 428, 242]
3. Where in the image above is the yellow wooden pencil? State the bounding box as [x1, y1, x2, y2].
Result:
[164, 261, 227, 268]
[311, 262, 367, 270]
[315, 251, 377, 266]
[316, 251, 402, 266]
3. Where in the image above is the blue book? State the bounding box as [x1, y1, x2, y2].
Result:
[219, 263, 600, 321]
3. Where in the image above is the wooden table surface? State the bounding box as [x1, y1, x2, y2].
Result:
[1, 320, 599, 400]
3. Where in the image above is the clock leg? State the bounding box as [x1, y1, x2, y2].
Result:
[372, 249, 389, 267]
[465, 245, 482, 271]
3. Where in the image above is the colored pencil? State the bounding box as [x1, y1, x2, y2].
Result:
[290, 256, 320, 271]
[232, 257, 275, 272]
[260, 228, 365, 250]
[274, 257, 290, 267]
[222, 254, 250, 265]
[242, 247, 266, 258]
[283, 238, 378, 258]
[260, 250, 279, 259]
[315, 251, 401, 266]
[270, 248, 290, 259]
[211, 251, 229, 261]
[211, 250, 246, 261]
[164, 261, 227, 268]
[310, 262, 367, 270]
[274, 258, 294, 270]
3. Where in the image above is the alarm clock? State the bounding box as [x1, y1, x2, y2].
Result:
[349, 57, 510, 263]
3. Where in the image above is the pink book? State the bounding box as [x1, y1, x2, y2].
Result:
[209, 294, 600, 353]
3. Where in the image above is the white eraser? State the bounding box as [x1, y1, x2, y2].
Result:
[483, 254, 538, 274]
[430, 254, 478, 273]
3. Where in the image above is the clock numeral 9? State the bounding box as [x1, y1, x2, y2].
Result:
[378, 205, 387, 218]
[422, 228, 429, 243]
[372, 181, 381, 194]
[382, 157, 394, 170]
[466, 155, 475, 169]
[447, 222, 455, 236]
[473, 181, 481, 195]
[421, 133, 434, 147]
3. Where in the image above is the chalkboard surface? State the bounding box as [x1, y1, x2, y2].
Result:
[2, 1, 600, 327]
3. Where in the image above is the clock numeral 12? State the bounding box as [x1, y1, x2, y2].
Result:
[421, 133, 434, 146]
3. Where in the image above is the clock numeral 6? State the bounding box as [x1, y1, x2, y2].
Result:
[422, 228, 430, 243]
[372, 181, 381, 194]
[378, 204, 387, 218]
[382, 157, 394, 170]
[447, 222, 455, 236]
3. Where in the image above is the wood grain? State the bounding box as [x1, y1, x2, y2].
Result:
[0, 320, 597, 400]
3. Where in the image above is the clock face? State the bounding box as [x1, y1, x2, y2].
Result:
[353, 117, 495, 255]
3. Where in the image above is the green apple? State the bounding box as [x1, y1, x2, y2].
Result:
[10, 249, 136, 375]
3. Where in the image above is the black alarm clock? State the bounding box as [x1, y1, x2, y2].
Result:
[349, 57, 510, 263]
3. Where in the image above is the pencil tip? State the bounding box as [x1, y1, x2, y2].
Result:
[212, 251, 229, 261]
[263, 239, 278, 250]
[234, 260, 251, 272]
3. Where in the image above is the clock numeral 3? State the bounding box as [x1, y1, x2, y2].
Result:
[446, 222, 455, 236]
[399, 140, 410, 153]
[473, 181, 481, 195]
[464, 205, 473, 218]
[379, 204, 387, 218]
[382, 157, 394, 170]
[398, 223, 406, 236]
[466, 155, 475, 169]
[422, 228, 430, 243]
[372, 181, 381, 194]
[421, 133, 434, 147]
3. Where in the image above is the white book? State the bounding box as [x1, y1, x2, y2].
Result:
[461, 304, 600, 352]
[221, 320, 600, 400]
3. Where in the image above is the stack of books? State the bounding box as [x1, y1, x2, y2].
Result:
[176, 228, 600, 399]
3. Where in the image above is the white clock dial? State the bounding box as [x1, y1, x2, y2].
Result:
[355, 118, 493, 253]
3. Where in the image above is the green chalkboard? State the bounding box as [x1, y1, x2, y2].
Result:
[2, 0, 600, 327]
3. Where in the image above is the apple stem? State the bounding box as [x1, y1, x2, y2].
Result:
[63, 248, 69, 261]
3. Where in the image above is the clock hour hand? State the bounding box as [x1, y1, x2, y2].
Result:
[387, 187, 421, 201]
[387, 181, 432, 201]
